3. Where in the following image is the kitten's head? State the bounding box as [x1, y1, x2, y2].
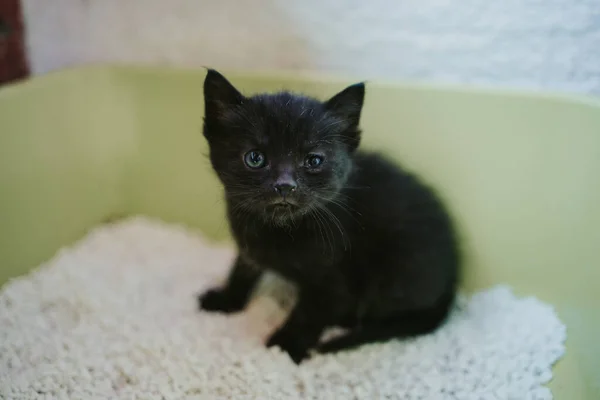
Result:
[202, 69, 365, 222]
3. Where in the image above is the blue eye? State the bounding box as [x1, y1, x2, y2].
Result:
[306, 154, 324, 169]
[244, 150, 266, 169]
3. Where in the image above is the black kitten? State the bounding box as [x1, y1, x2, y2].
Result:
[198, 69, 460, 364]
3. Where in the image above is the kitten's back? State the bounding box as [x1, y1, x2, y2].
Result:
[344, 151, 460, 299]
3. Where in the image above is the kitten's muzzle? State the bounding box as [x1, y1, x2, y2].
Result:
[273, 182, 297, 198]
[270, 183, 300, 207]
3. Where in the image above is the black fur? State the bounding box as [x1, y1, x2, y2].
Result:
[198, 69, 460, 364]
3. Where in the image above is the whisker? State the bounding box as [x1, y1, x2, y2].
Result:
[316, 203, 350, 252]
[309, 206, 334, 256]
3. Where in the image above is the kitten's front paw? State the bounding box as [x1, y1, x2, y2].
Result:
[198, 288, 245, 313]
[266, 328, 310, 364]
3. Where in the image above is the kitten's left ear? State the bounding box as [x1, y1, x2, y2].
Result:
[325, 82, 365, 127]
[203, 69, 245, 119]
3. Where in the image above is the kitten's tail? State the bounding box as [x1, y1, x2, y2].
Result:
[317, 290, 455, 354]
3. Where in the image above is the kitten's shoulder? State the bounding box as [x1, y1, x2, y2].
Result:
[349, 150, 443, 210]
[352, 151, 413, 183]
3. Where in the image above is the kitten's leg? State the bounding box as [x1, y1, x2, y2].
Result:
[266, 289, 338, 364]
[317, 289, 455, 354]
[198, 256, 262, 313]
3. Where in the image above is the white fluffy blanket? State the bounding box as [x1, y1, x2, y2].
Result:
[0, 217, 566, 399]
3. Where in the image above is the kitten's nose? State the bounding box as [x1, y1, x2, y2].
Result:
[274, 182, 297, 197]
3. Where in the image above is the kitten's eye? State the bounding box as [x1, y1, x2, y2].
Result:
[244, 150, 266, 169]
[305, 154, 324, 169]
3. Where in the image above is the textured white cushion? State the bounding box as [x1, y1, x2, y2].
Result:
[0, 217, 566, 399]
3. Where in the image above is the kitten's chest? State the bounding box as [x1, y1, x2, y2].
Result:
[234, 223, 341, 280]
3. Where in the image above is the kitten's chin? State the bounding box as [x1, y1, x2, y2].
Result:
[264, 202, 303, 222]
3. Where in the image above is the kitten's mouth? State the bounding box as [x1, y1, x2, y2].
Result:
[270, 202, 298, 208]
[268, 199, 300, 209]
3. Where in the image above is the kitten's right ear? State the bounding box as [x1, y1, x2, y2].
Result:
[203, 69, 244, 118]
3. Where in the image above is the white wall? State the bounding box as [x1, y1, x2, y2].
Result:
[22, 0, 600, 95]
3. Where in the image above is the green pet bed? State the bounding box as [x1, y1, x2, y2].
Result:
[0, 66, 599, 399]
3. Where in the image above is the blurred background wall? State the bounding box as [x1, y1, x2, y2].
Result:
[20, 0, 600, 94]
